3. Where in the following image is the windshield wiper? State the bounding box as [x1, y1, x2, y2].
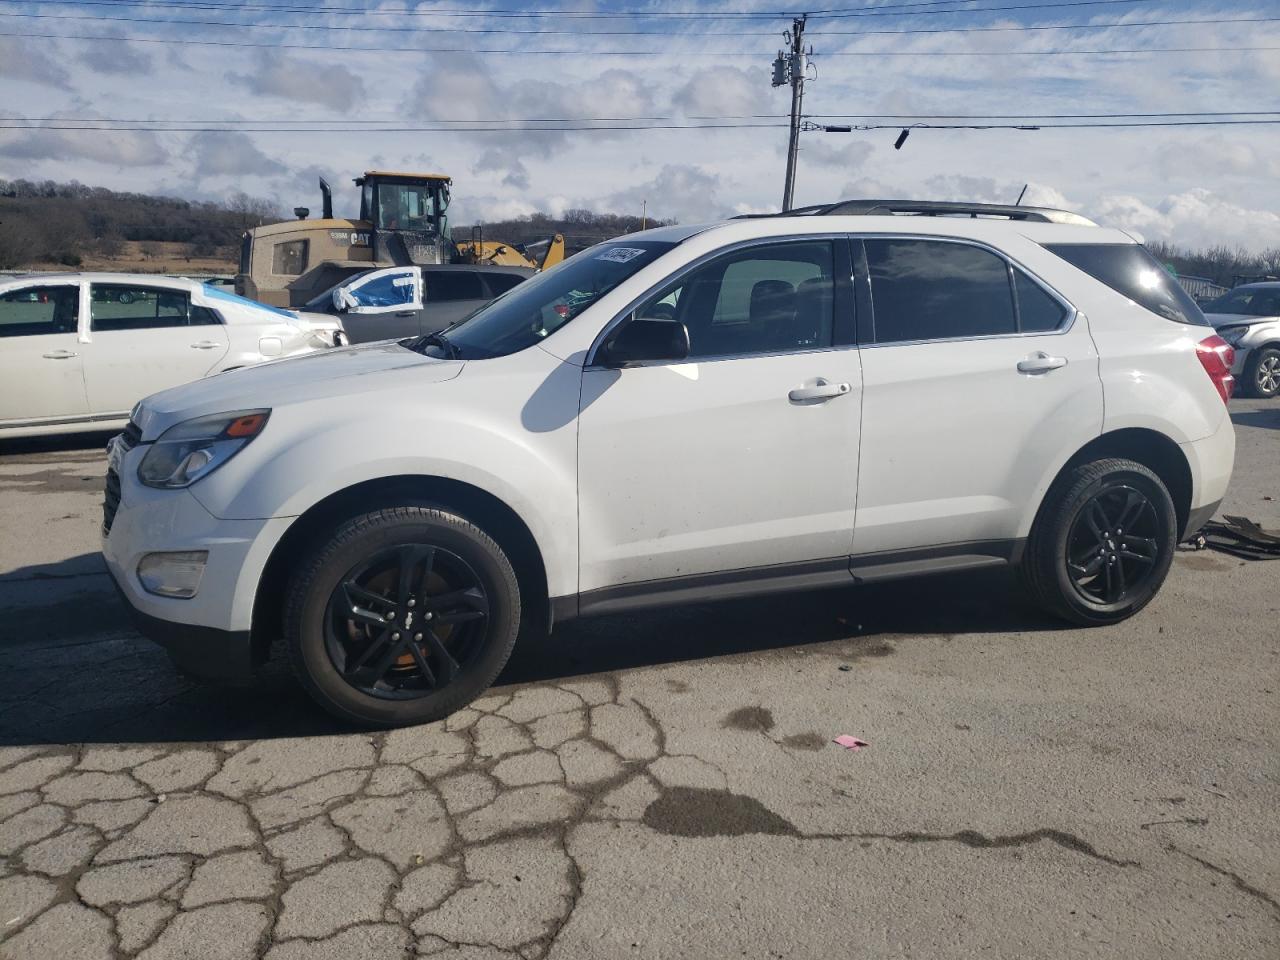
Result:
[411, 331, 461, 359]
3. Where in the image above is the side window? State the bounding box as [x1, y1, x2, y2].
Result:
[272, 240, 308, 276]
[190, 306, 222, 326]
[483, 273, 525, 297]
[426, 273, 484, 303]
[1013, 268, 1069, 333]
[91, 286, 192, 331]
[866, 239, 1016, 343]
[635, 241, 835, 360]
[0, 286, 80, 338]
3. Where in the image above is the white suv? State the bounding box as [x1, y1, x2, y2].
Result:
[102, 201, 1237, 727]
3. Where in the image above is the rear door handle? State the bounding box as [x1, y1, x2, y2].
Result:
[1017, 352, 1067, 374]
[788, 379, 852, 404]
[191, 340, 221, 350]
[42, 349, 77, 359]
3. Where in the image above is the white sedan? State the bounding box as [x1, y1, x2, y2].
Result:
[0, 273, 346, 438]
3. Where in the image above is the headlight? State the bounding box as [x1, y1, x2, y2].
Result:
[138, 409, 270, 488]
[1217, 326, 1249, 347]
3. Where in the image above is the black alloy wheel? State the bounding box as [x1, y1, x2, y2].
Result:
[1065, 485, 1160, 606]
[285, 506, 521, 727]
[325, 544, 489, 700]
[1021, 457, 1176, 626]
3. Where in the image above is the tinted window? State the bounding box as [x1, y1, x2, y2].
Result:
[0, 286, 80, 338]
[866, 239, 1016, 343]
[442, 241, 674, 359]
[483, 273, 526, 296]
[1045, 243, 1207, 326]
[272, 239, 308, 276]
[426, 273, 484, 302]
[635, 241, 834, 359]
[91, 286, 192, 331]
[1014, 268, 1069, 332]
[1203, 286, 1280, 317]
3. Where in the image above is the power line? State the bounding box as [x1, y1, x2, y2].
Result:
[5, 111, 1278, 125]
[3, 120, 1277, 133]
[8, 7, 1271, 37]
[2, 29, 1271, 57]
[0, 0, 1171, 22]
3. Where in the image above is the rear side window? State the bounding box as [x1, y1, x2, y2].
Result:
[426, 273, 484, 302]
[0, 286, 80, 338]
[866, 239, 1016, 343]
[1013, 269, 1069, 333]
[483, 273, 525, 296]
[91, 285, 192, 331]
[1045, 243, 1207, 326]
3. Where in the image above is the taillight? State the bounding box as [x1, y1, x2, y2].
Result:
[1196, 335, 1235, 405]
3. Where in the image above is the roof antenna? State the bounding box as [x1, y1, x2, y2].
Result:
[1015, 183, 1028, 206]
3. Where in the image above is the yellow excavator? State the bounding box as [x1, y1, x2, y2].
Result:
[235, 171, 565, 308]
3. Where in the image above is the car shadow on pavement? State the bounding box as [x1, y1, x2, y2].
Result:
[0, 430, 118, 457]
[1230, 409, 1280, 431]
[0, 550, 1059, 747]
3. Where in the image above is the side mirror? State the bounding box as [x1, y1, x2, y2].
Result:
[600, 317, 691, 367]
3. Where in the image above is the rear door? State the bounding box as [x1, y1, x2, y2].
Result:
[851, 236, 1102, 557]
[82, 282, 230, 417]
[0, 281, 89, 428]
[423, 271, 488, 333]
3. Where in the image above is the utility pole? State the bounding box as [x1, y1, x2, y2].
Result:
[775, 14, 809, 212]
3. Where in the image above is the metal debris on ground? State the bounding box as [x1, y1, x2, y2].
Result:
[1188, 515, 1280, 561]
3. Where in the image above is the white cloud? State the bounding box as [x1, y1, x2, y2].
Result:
[0, 128, 168, 167]
[1093, 189, 1280, 250]
[188, 132, 285, 179]
[81, 42, 153, 77]
[0, 36, 71, 89]
[227, 52, 366, 111]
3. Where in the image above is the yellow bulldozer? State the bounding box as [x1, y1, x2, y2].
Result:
[235, 171, 565, 308]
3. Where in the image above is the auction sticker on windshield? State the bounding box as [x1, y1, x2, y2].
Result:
[596, 247, 648, 264]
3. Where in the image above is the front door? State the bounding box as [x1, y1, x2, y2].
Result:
[577, 239, 862, 594]
[337, 266, 424, 342]
[0, 282, 89, 428]
[83, 283, 230, 417]
[852, 237, 1103, 556]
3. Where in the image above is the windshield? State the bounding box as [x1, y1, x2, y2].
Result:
[377, 182, 442, 232]
[1203, 286, 1280, 317]
[437, 240, 676, 359]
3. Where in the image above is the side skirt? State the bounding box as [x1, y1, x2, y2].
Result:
[551, 540, 1024, 624]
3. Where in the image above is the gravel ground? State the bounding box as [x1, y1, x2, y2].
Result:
[0, 399, 1276, 959]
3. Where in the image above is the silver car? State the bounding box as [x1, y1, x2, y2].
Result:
[1204, 282, 1280, 399]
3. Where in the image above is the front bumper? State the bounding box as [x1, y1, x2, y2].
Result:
[109, 572, 256, 681]
[103, 440, 294, 679]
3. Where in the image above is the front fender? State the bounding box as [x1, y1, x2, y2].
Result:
[189, 351, 582, 598]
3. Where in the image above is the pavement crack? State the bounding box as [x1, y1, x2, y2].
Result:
[1171, 844, 1280, 920]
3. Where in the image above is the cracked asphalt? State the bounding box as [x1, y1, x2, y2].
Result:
[1, 399, 1277, 959]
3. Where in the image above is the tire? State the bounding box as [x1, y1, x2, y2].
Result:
[1021, 458, 1176, 626]
[117, 291, 135, 304]
[284, 506, 521, 727]
[1244, 346, 1280, 399]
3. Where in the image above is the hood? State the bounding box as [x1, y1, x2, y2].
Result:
[1206, 312, 1279, 329]
[134, 340, 462, 439]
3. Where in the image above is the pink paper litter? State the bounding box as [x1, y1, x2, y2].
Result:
[833, 735, 869, 750]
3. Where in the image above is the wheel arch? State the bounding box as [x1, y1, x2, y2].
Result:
[1037, 428, 1193, 541]
[249, 475, 550, 663]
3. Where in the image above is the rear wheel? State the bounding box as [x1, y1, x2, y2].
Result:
[284, 506, 520, 727]
[1245, 346, 1280, 399]
[1022, 458, 1176, 626]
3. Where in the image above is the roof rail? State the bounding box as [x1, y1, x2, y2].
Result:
[739, 199, 1097, 226]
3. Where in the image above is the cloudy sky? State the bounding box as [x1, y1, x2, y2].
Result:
[1, 0, 1278, 250]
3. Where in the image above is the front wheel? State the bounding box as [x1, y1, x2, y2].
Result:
[284, 506, 521, 727]
[1245, 346, 1280, 399]
[1021, 458, 1176, 626]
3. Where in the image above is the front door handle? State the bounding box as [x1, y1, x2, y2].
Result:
[788, 379, 852, 404]
[191, 340, 221, 350]
[1017, 352, 1067, 374]
[42, 349, 77, 359]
